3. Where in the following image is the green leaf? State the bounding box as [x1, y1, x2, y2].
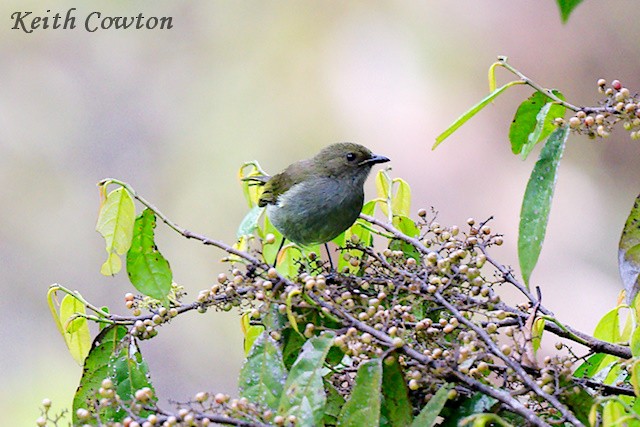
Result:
[556, 0, 583, 23]
[392, 178, 411, 217]
[380, 356, 413, 427]
[518, 125, 569, 285]
[73, 325, 156, 425]
[509, 91, 565, 158]
[520, 92, 566, 160]
[411, 383, 452, 427]
[390, 215, 421, 260]
[96, 187, 135, 276]
[593, 307, 621, 343]
[324, 380, 346, 425]
[434, 81, 522, 149]
[338, 201, 376, 273]
[376, 170, 392, 217]
[619, 194, 640, 303]
[239, 332, 287, 411]
[59, 294, 91, 365]
[632, 328, 640, 357]
[279, 333, 335, 427]
[574, 353, 606, 378]
[241, 312, 266, 355]
[510, 92, 550, 155]
[631, 361, 640, 397]
[602, 400, 626, 425]
[126, 209, 172, 303]
[531, 317, 545, 353]
[237, 205, 264, 238]
[338, 359, 383, 427]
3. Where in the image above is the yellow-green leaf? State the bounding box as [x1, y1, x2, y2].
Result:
[391, 178, 411, 217]
[59, 294, 91, 365]
[96, 187, 135, 276]
[434, 81, 523, 149]
[532, 317, 545, 353]
[619, 194, 640, 303]
[593, 307, 621, 343]
[376, 170, 392, 217]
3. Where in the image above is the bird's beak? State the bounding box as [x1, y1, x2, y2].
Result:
[360, 154, 390, 166]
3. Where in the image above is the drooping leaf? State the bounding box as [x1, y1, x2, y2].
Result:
[338, 359, 383, 427]
[509, 91, 565, 158]
[376, 170, 393, 218]
[556, 0, 583, 23]
[518, 125, 569, 285]
[238, 161, 268, 208]
[631, 327, 640, 357]
[631, 360, 640, 397]
[237, 205, 264, 238]
[602, 400, 626, 425]
[520, 91, 566, 160]
[241, 312, 266, 355]
[434, 81, 523, 149]
[531, 317, 545, 353]
[278, 333, 335, 427]
[510, 92, 550, 155]
[126, 209, 172, 303]
[73, 325, 156, 425]
[324, 380, 346, 425]
[59, 294, 91, 365]
[411, 383, 453, 427]
[338, 201, 376, 273]
[593, 307, 621, 343]
[96, 187, 135, 276]
[391, 178, 411, 217]
[619, 194, 640, 303]
[239, 332, 287, 411]
[380, 356, 412, 427]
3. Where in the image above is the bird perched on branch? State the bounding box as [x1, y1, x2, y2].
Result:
[251, 143, 389, 249]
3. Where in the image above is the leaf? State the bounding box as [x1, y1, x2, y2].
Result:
[96, 187, 135, 276]
[619, 194, 640, 303]
[241, 312, 266, 355]
[631, 360, 640, 397]
[510, 92, 550, 155]
[573, 353, 606, 378]
[238, 161, 268, 208]
[278, 333, 335, 427]
[376, 170, 392, 217]
[632, 327, 640, 357]
[338, 359, 383, 427]
[324, 380, 346, 425]
[434, 81, 523, 149]
[518, 125, 569, 285]
[411, 383, 452, 427]
[380, 356, 413, 427]
[126, 209, 172, 303]
[237, 205, 264, 238]
[556, 0, 583, 23]
[391, 178, 411, 217]
[593, 307, 621, 343]
[531, 317, 545, 353]
[239, 332, 287, 411]
[59, 294, 91, 365]
[520, 92, 566, 160]
[602, 400, 626, 425]
[509, 91, 565, 158]
[338, 201, 376, 273]
[73, 325, 156, 424]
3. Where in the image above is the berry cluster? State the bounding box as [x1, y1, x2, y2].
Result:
[566, 79, 640, 139]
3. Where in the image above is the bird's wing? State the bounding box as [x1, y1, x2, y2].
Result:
[258, 160, 312, 207]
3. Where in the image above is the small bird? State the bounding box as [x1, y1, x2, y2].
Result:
[257, 143, 390, 247]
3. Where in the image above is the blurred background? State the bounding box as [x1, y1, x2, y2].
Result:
[2, 1, 640, 424]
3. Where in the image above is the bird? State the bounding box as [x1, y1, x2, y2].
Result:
[255, 143, 389, 255]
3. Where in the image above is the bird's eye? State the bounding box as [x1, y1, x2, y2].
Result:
[346, 152, 356, 162]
